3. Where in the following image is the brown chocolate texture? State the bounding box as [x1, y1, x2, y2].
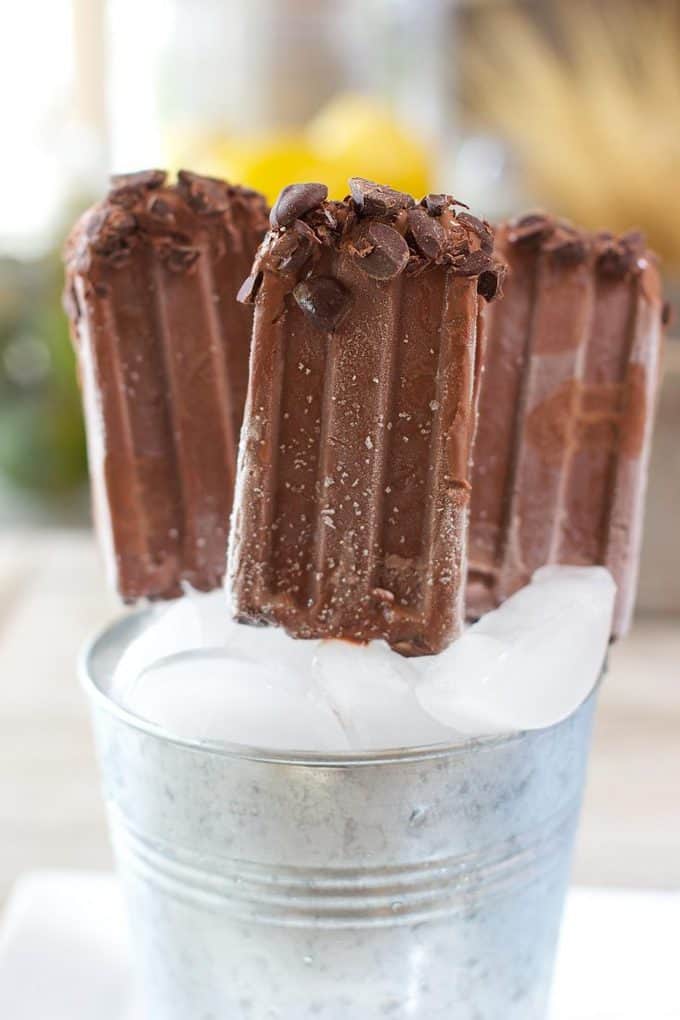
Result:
[228, 179, 504, 656]
[63, 170, 268, 601]
[468, 213, 665, 637]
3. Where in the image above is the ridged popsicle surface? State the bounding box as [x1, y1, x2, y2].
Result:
[468, 215, 665, 636]
[229, 180, 504, 655]
[64, 170, 268, 600]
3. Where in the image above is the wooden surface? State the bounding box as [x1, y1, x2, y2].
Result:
[0, 530, 678, 904]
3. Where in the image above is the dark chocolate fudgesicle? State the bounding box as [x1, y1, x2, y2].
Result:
[229, 179, 504, 656]
[64, 170, 268, 601]
[468, 213, 666, 637]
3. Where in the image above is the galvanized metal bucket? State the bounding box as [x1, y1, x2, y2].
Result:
[82, 611, 598, 1020]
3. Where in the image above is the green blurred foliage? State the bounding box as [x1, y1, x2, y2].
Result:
[0, 251, 87, 494]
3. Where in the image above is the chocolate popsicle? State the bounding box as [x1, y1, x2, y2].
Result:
[64, 170, 268, 601]
[468, 214, 665, 637]
[229, 179, 504, 656]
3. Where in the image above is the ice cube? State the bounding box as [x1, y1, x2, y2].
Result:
[416, 566, 615, 734]
[122, 649, 351, 751]
[112, 597, 204, 702]
[313, 640, 458, 749]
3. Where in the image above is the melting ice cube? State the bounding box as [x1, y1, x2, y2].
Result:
[122, 649, 350, 751]
[416, 566, 616, 734]
[313, 640, 457, 749]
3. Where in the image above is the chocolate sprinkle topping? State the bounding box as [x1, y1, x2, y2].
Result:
[245, 178, 505, 329]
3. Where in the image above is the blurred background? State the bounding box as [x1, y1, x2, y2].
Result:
[0, 0, 678, 905]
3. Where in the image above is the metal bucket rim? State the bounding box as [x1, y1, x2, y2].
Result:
[80, 610, 601, 769]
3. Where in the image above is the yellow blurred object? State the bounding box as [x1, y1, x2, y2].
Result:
[164, 93, 433, 204]
[464, 0, 680, 270]
[306, 94, 432, 200]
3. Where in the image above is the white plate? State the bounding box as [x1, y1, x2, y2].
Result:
[0, 872, 678, 1019]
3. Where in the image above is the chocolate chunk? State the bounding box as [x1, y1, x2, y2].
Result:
[350, 222, 410, 279]
[270, 183, 328, 229]
[293, 277, 352, 331]
[237, 271, 263, 305]
[177, 170, 231, 213]
[407, 207, 446, 259]
[456, 212, 495, 254]
[349, 178, 415, 218]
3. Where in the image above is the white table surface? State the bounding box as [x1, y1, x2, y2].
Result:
[0, 530, 679, 906]
[0, 871, 678, 1020]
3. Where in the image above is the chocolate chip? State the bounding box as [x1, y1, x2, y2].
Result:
[515, 212, 548, 229]
[237, 272, 263, 305]
[422, 193, 449, 217]
[407, 208, 447, 259]
[89, 208, 137, 255]
[109, 170, 166, 207]
[349, 178, 415, 218]
[177, 170, 231, 213]
[620, 229, 646, 253]
[267, 220, 317, 273]
[451, 249, 496, 277]
[597, 245, 631, 279]
[456, 212, 494, 254]
[293, 277, 352, 331]
[148, 196, 175, 221]
[270, 183, 328, 229]
[661, 301, 673, 327]
[477, 264, 504, 302]
[161, 245, 200, 273]
[545, 230, 587, 265]
[350, 222, 410, 280]
[110, 169, 166, 193]
[508, 213, 553, 247]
